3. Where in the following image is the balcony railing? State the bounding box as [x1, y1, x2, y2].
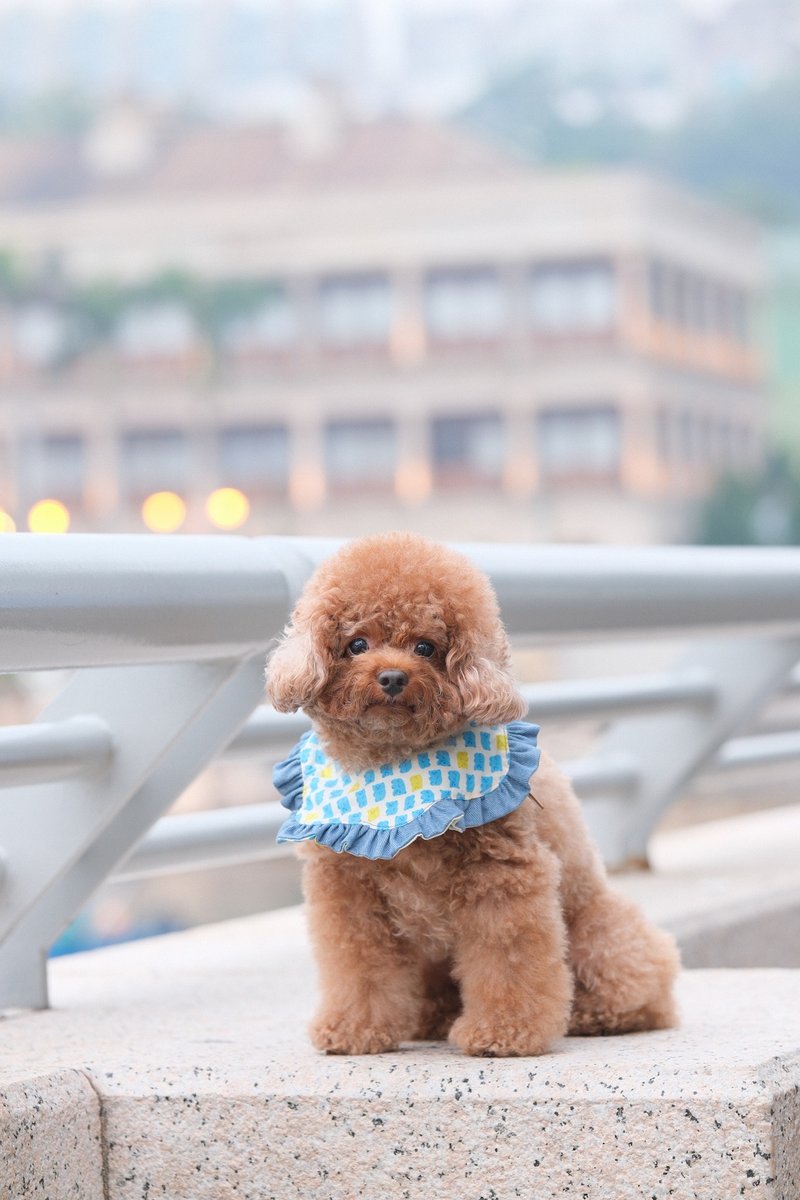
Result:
[2, 534, 800, 1011]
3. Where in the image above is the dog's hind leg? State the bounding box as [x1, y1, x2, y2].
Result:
[566, 888, 679, 1035]
[529, 751, 679, 1035]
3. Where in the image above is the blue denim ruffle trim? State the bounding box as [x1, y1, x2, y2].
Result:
[272, 721, 541, 860]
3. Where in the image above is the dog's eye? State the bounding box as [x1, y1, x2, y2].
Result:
[346, 637, 369, 656]
[413, 640, 436, 658]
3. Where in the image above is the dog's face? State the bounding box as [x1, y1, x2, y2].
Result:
[266, 533, 526, 757]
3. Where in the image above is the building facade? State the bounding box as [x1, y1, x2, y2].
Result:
[764, 230, 800, 464]
[0, 118, 765, 543]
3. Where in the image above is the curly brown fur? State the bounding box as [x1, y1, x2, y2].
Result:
[267, 532, 679, 1057]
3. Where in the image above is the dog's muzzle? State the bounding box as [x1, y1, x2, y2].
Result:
[377, 669, 408, 698]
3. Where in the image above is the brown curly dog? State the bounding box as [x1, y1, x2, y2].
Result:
[267, 532, 679, 1057]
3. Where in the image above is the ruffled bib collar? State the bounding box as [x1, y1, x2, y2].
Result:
[273, 721, 540, 860]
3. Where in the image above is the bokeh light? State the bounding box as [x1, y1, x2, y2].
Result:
[205, 487, 250, 530]
[0, 509, 16, 533]
[28, 499, 70, 534]
[141, 491, 186, 533]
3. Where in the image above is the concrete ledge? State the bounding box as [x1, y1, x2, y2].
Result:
[0, 1070, 104, 1199]
[619, 803, 800, 967]
[2, 907, 800, 1200]
[669, 889, 800, 968]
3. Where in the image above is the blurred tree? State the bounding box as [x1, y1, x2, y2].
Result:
[67, 270, 283, 372]
[0, 249, 25, 299]
[130, 269, 198, 309]
[72, 279, 127, 339]
[658, 74, 800, 223]
[71, 271, 274, 332]
[201, 279, 281, 343]
[0, 88, 94, 136]
[695, 455, 800, 545]
[461, 60, 649, 166]
[129, 271, 277, 335]
[462, 64, 800, 222]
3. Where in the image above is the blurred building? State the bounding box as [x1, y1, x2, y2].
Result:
[764, 230, 800, 463]
[0, 109, 764, 543]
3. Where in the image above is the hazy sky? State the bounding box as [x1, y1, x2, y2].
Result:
[0, 0, 736, 10]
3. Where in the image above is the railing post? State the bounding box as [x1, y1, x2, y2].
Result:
[581, 636, 800, 867]
[0, 655, 268, 1010]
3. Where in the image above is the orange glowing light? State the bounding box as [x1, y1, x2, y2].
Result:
[205, 487, 250, 530]
[28, 499, 70, 534]
[0, 509, 16, 533]
[141, 491, 186, 533]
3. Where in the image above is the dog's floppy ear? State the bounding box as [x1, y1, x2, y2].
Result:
[266, 619, 332, 713]
[447, 627, 528, 727]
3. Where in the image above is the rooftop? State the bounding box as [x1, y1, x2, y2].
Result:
[0, 111, 527, 208]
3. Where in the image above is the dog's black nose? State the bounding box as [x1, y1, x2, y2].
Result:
[378, 669, 408, 697]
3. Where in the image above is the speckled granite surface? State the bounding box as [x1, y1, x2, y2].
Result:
[1, 906, 799, 1199]
[0, 1070, 104, 1199]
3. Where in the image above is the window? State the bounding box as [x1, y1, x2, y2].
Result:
[218, 425, 288, 493]
[115, 303, 195, 359]
[529, 261, 616, 334]
[650, 262, 688, 326]
[653, 272, 750, 343]
[537, 406, 621, 479]
[672, 269, 690, 328]
[221, 292, 296, 354]
[678, 411, 696, 462]
[655, 407, 673, 462]
[661, 407, 728, 465]
[730, 290, 749, 345]
[696, 415, 714, 462]
[686, 276, 709, 332]
[325, 420, 396, 490]
[120, 430, 190, 496]
[318, 275, 392, 347]
[424, 269, 505, 340]
[19, 434, 86, 502]
[13, 305, 69, 366]
[649, 261, 668, 320]
[432, 414, 504, 486]
[710, 289, 734, 343]
[649, 263, 716, 332]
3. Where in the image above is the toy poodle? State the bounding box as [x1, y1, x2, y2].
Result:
[267, 532, 679, 1057]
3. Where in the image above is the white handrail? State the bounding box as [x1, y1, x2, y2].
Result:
[222, 669, 719, 756]
[4, 537, 800, 672]
[0, 716, 113, 787]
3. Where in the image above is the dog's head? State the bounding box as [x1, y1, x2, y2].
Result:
[266, 532, 526, 757]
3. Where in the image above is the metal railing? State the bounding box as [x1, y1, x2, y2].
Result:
[2, 534, 800, 1010]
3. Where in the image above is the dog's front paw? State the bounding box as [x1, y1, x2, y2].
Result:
[449, 1012, 565, 1058]
[309, 1011, 400, 1055]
